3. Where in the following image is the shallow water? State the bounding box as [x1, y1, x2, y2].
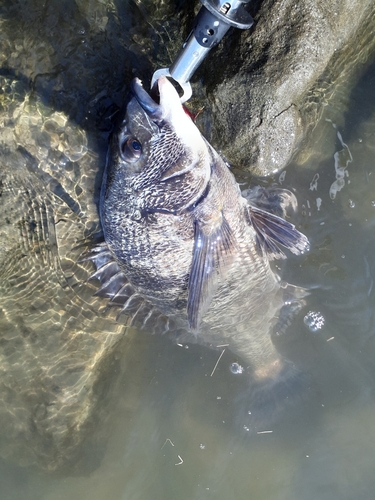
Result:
[1, 1, 375, 499]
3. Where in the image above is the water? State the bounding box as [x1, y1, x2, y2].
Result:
[1, 1, 375, 499]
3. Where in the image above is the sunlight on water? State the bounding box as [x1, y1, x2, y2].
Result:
[1, 1, 375, 500]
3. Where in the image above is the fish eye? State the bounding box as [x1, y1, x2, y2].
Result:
[120, 137, 142, 162]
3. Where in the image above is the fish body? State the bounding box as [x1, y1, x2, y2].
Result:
[98, 77, 309, 380]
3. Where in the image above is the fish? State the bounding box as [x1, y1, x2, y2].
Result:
[92, 76, 309, 388]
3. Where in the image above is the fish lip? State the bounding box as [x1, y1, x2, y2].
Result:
[131, 78, 161, 118]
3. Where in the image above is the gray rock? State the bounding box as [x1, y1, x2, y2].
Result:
[198, 0, 375, 175]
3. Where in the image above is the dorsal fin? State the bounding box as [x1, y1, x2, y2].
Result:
[81, 243, 173, 334]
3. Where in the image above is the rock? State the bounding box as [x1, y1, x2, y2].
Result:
[0, 77, 136, 471]
[198, 0, 375, 175]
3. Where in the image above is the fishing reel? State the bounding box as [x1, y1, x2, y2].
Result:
[151, 0, 253, 102]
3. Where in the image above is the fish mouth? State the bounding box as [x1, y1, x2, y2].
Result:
[131, 77, 182, 122]
[131, 77, 161, 118]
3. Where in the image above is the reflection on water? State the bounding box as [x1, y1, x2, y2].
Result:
[1, 1, 375, 499]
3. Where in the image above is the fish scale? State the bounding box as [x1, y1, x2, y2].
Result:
[97, 76, 309, 387]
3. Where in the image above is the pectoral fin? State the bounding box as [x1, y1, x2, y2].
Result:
[187, 214, 235, 331]
[247, 205, 309, 260]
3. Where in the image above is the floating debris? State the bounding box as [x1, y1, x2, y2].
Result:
[210, 349, 225, 377]
[309, 173, 320, 191]
[161, 438, 175, 449]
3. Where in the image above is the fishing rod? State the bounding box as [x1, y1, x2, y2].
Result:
[151, 0, 254, 103]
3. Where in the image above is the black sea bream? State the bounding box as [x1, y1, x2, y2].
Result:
[92, 76, 309, 384]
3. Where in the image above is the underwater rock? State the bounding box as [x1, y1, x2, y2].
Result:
[0, 77, 134, 472]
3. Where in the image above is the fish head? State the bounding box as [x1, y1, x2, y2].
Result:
[102, 77, 211, 215]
